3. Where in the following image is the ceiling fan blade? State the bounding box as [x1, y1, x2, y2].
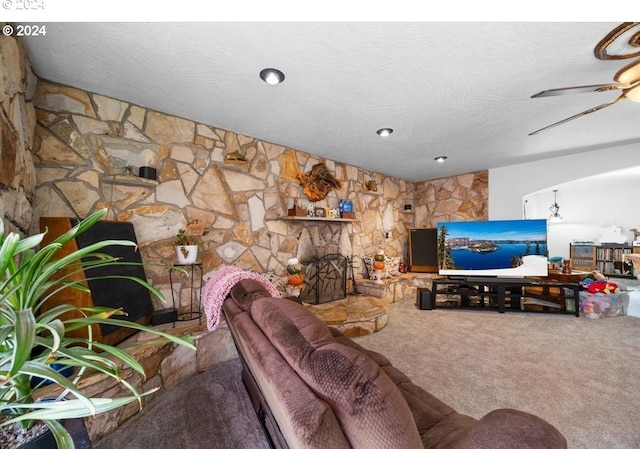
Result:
[531, 83, 621, 98]
[528, 95, 626, 136]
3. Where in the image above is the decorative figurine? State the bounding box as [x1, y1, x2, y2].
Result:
[373, 250, 385, 284]
[286, 257, 305, 296]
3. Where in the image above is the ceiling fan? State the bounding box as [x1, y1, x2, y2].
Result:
[529, 22, 640, 136]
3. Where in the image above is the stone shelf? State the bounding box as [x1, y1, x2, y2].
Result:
[102, 174, 158, 187]
[281, 216, 357, 223]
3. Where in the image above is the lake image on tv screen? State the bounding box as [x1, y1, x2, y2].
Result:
[437, 219, 548, 270]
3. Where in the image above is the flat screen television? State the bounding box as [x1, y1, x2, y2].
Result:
[437, 219, 548, 278]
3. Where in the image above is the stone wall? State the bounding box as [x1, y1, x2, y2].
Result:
[0, 28, 38, 235]
[414, 170, 488, 228]
[3, 30, 490, 315]
[31, 80, 416, 312]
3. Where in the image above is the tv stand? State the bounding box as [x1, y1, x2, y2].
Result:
[461, 276, 536, 284]
[429, 277, 579, 316]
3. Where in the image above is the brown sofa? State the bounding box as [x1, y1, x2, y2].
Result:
[222, 279, 567, 449]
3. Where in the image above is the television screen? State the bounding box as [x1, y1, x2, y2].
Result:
[437, 219, 548, 278]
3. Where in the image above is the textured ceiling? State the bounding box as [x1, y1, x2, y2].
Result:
[18, 22, 640, 182]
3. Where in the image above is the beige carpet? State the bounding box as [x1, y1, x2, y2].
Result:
[353, 292, 640, 449]
[92, 358, 270, 449]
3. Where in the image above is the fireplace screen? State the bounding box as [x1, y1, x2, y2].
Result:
[300, 254, 347, 304]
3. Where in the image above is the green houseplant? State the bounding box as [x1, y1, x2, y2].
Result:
[0, 208, 196, 449]
[174, 229, 201, 265]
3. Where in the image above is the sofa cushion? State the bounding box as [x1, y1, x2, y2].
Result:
[223, 298, 350, 449]
[329, 326, 393, 367]
[453, 409, 567, 449]
[252, 297, 424, 449]
[229, 279, 274, 311]
[250, 296, 336, 355]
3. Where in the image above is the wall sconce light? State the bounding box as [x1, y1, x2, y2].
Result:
[549, 189, 563, 223]
[224, 150, 247, 162]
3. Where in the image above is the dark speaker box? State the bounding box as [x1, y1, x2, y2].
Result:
[151, 308, 177, 325]
[138, 166, 157, 180]
[417, 287, 433, 310]
[409, 228, 439, 272]
[40, 217, 154, 346]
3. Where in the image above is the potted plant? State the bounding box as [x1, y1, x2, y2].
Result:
[174, 229, 201, 265]
[0, 208, 196, 449]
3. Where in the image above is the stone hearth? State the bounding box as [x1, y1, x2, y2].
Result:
[301, 273, 440, 338]
[305, 295, 390, 337]
[356, 272, 438, 301]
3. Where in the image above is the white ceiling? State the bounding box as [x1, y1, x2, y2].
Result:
[18, 21, 640, 182]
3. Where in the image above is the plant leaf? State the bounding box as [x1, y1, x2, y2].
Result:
[19, 361, 96, 413]
[64, 316, 196, 350]
[9, 309, 36, 376]
[43, 419, 74, 449]
[3, 392, 157, 423]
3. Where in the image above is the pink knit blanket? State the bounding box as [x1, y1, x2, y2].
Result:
[202, 265, 281, 331]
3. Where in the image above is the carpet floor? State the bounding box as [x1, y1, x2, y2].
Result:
[354, 282, 640, 449]
[92, 358, 270, 449]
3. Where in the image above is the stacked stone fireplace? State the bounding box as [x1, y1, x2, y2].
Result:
[295, 222, 355, 304]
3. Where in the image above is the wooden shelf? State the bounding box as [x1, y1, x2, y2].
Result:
[570, 243, 636, 278]
[281, 216, 357, 223]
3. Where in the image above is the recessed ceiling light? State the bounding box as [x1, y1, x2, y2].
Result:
[434, 156, 448, 163]
[376, 128, 393, 137]
[259, 68, 285, 85]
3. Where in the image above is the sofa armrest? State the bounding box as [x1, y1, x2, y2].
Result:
[452, 408, 567, 449]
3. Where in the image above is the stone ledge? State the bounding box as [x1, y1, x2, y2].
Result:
[102, 174, 158, 187]
[356, 272, 439, 302]
[305, 295, 390, 338]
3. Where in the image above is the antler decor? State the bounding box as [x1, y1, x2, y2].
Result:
[297, 162, 342, 202]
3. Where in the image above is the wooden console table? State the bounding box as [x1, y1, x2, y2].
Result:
[429, 277, 580, 316]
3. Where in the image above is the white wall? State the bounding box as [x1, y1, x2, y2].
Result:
[489, 141, 640, 259]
